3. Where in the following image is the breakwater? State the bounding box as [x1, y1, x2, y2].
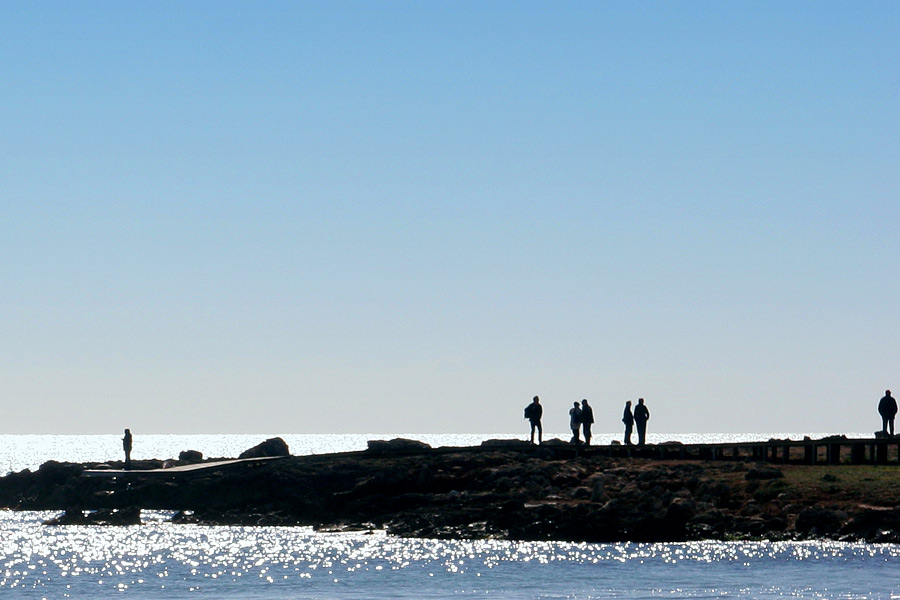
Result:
[1, 437, 899, 543]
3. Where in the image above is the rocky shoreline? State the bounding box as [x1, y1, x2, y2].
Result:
[2, 437, 900, 543]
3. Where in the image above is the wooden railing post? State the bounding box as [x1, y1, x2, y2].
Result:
[851, 443, 866, 464]
[876, 442, 889, 464]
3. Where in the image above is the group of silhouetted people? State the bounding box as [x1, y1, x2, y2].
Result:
[568, 399, 595, 445]
[525, 396, 651, 446]
[113, 389, 897, 468]
[623, 398, 650, 446]
[523, 389, 899, 449]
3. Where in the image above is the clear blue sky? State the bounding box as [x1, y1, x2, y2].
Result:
[2, 2, 898, 434]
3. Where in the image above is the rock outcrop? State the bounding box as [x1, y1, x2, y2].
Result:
[179, 450, 204, 462]
[2, 440, 900, 543]
[238, 437, 290, 458]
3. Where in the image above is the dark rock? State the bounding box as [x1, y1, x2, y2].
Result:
[171, 510, 199, 524]
[366, 438, 431, 454]
[239, 437, 290, 459]
[870, 529, 900, 543]
[590, 477, 607, 502]
[839, 507, 900, 541]
[687, 508, 734, 539]
[43, 508, 88, 525]
[637, 468, 666, 483]
[480, 439, 532, 448]
[796, 506, 847, 536]
[36, 461, 83, 483]
[179, 450, 204, 462]
[733, 516, 769, 536]
[696, 481, 732, 507]
[745, 467, 784, 480]
[45, 507, 141, 526]
[89, 507, 142, 525]
[665, 497, 697, 522]
[686, 521, 716, 539]
[766, 515, 788, 532]
[538, 438, 569, 447]
[741, 502, 762, 517]
[570, 486, 592, 500]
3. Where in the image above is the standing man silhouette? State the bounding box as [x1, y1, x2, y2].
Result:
[123, 428, 133, 470]
[633, 398, 650, 446]
[524, 396, 543, 444]
[581, 399, 594, 446]
[879, 390, 897, 436]
[622, 400, 634, 445]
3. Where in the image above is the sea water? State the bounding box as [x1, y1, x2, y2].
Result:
[0, 433, 895, 599]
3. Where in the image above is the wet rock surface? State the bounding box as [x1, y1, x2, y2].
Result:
[3, 441, 900, 542]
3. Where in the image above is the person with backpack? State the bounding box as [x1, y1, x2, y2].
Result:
[524, 396, 543, 444]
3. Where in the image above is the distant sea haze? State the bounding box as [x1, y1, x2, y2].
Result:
[0, 432, 870, 475]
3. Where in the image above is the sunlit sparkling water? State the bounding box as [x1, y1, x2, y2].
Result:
[1, 511, 899, 599]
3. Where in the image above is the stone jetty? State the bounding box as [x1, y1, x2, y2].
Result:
[2, 436, 900, 543]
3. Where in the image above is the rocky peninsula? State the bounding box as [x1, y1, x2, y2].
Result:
[2, 437, 900, 543]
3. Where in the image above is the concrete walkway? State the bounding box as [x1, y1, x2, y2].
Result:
[82, 455, 286, 478]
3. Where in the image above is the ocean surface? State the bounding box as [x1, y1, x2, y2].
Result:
[1, 432, 895, 599]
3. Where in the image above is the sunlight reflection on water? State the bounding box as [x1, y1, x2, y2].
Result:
[1, 511, 899, 599]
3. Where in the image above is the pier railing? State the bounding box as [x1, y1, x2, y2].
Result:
[591, 437, 900, 465]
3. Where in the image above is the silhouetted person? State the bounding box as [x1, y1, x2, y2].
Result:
[569, 402, 583, 444]
[622, 400, 634, 445]
[581, 399, 594, 445]
[524, 396, 543, 444]
[879, 390, 897, 436]
[122, 428, 133, 470]
[633, 398, 650, 446]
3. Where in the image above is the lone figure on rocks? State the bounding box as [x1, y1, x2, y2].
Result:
[633, 398, 650, 446]
[122, 428, 133, 470]
[622, 400, 634, 445]
[581, 399, 594, 446]
[879, 390, 897, 436]
[524, 396, 543, 444]
[569, 402, 583, 444]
